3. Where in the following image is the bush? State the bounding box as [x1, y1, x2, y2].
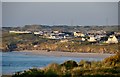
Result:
[12, 69, 44, 77]
[60, 60, 78, 69]
[71, 67, 83, 76]
[44, 63, 60, 71]
[103, 53, 120, 66]
[79, 60, 91, 68]
[44, 69, 58, 77]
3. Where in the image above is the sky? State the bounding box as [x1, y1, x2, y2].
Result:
[0, 2, 2, 27]
[1, 0, 120, 2]
[2, 2, 119, 27]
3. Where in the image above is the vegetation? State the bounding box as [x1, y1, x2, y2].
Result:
[12, 53, 120, 77]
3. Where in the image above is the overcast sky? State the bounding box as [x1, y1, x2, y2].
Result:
[2, 2, 118, 27]
[1, 0, 120, 2]
[0, 2, 2, 27]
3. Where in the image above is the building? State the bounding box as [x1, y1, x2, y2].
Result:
[73, 32, 85, 37]
[9, 31, 31, 34]
[48, 34, 63, 39]
[106, 35, 118, 44]
[88, 35, 96, 42]
[81, 37, 86, 41]
[34, 31, 43, 35]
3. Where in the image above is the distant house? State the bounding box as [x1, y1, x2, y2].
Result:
[59, 32, 72, 39]
[81, 37, 86, 41]
[105, 35, 118, 44]
[48, 34, 63, 39]
[95, 35, 106, 41]
[9, 31, 31, 34]
[34, 31, 43, 35]
[53, 30, 59, 34]
[88, 35, 97, 42]
[73, 32, 85, 37]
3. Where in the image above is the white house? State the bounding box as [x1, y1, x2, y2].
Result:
[53, 30, 59, 34]
[73, 32, 85, 37]
[81, 37, 86, 41]
[106, 35, 118, 44]
[34, 31, 43, 35]
[88, 36, 96, 42]
[9, 31, 31, 34]
[48, 34, 63, 39]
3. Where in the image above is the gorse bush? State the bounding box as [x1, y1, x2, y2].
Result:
[60, 60, 78, 70]
[12, 68, 45, 77]
[103, 53, 120, 66]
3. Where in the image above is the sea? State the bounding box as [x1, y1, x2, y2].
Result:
[1, 51, 104, 75]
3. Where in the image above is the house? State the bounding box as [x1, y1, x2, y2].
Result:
[73, 32, 85, 37]
[88, 35, 97, 42]
[48, 34, 63, 39]
[59, 32, 73, 39]
[81, 37, 86, 41]
[34, 31, 43, 35]
[95, 35, 106, 41]
[105, 35, 118, 44]
[9, 31, 31, 34]
[87, 30, 106, 35]
[53, 30, 59, 34]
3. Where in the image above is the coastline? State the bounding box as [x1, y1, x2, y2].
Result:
[17, 50, 115, 58]
[2, 50, 115, 76]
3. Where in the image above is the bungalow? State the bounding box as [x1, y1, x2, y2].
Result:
[9, 31, 31, 34]
[48, 34, 63, 39]
[59, 32, 73, 39]
[95, 35, 106, 41]
[73, 32, 85, 37]
[88, 35, 97, 42]
[105, 35, 118, 44]
[53, 30, 59, 34]
[81, 37, 86, 41]
[87, 30, 106, 35]
[34, 31, 43, 35]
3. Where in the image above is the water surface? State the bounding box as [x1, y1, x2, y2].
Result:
[2, 51, 103, 75]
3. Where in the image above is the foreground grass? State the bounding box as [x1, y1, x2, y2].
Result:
[11, 53, 120, 77]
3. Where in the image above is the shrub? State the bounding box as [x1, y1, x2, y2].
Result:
[71, 67, 83, 76]
[60, 60, 78, 70]
[12, 69, 44, 77]
[103, 53, 120, 66]
[44, 69, 58, 77]
[79, 60, 91, 68]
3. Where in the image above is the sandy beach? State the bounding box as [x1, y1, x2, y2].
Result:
[19, 50, 115, 58]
